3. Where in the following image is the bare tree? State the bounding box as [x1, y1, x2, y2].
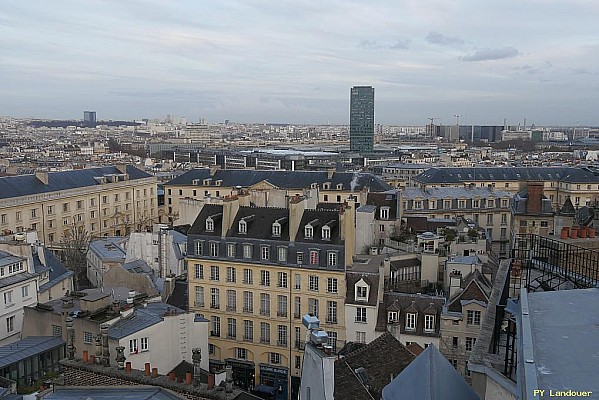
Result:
[61, 222, 91, 291]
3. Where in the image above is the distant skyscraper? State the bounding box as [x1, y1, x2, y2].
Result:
[350, 86, 374, 153]
[83, 111, 97, 126]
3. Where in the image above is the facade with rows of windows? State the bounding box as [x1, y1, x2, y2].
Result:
[186, 195, 354, 397]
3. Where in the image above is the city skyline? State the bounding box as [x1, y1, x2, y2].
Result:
[1, 1, 598, 125]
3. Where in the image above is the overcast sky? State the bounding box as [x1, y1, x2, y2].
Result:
[1, 0, 598, 125]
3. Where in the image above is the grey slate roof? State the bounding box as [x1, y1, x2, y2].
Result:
[35, 247, 74, 293]
[41, 387, 184, 400]
[415, 166, 599, 184]
[0, 251, 25, 268]
[382, 345, 480, 400]
[166, 169, 391, 192]
[0, 337, 65, 369]
[0, 165, 152, 200]
[0, 272, 38, 290]
[402, 187, 511, 200]
[108, 302, 184, 339]
[89, 237, 127, 262]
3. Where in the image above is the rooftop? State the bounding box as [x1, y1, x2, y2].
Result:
[0, 336, 65, 369]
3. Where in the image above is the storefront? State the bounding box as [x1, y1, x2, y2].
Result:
[259, 364, 288, 400]
[225, 358, 255, 391]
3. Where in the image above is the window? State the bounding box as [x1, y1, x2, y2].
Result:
[129, 339, 139, 354]
[22, 285, 29, 298]
[501, 213, 507, 224]
[141, 337, 149, 352]
[278, 272, 287, 288]
[243, 244, 253, 259]
[327, 301, 337, 324]
[84, 331, 93, 344]
[270, 352, 281, 364]
[277, 295, 287, 317]
[380, 207, 389, 220]
[194, 286, 204, 307]
[261, 322, 271, 344]
[261, 270, 270, 286]
[458, 199, 466, 209]
[206, 218, 214, 232]
[466, 337, 476, 351]
[452, 337, 459, 348]
[356, 331, 366, 343]
[31, 208, 38, 218]
[327, 278, 338, 293]
[541, 221, 548, 228]
[278, 325, 287, 346]
[272, 223, 281, 237]
[322, 226, 331, 240]
[294, 297, 301, 318]
[212, 316, 221, 337]
[305, 225, 313, 238]
[238, 220, 247, 234]
[294, 273, 301, 290]
[277, 247, 287, 263]
[243, 291, 253, 313]
[467, 310, 481, 326]
[226, 267, 236, 283]
[209, 242, 219, 257]
[308, 298, 319, 317]
[210, 288, 220, 309]
[328, 252, 338, 267]
[356, 286, 368, 301]
[227, 243, 236, 258]
[355, 307, 367, 323]
[327, 331, 338, 352]
[228, 318, 237, 339]
[244, 320, 253, 341]
[194, 264, 204, 279]
[4, 291, 12, 305]
[236, 348, 247, 359]
[501, 227, 507, 238]
[0, 214, 6, 224]
[52, 324, 62, 336]
[296, 252, 304, 264]
[243, 269, 253, 285]
[309, 275, 319, 291]
[295, 355, 301, 369]
[261, 246, 270, 260]
[260, 293, 270, 316]
[309, 250, 319, 265]
[406, 313, 416, 331]
[424, 314, 435, 333]
[227, 290, 237, 311]
[210, 266, 220, 281]
[194, 240, 203, 255]
[486, 214, 493, 225]
[388, 311, 398, 323]
[16, 211, 22, 222]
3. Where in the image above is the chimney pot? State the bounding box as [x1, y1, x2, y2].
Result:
[185, 371, 193, 385]
[169, 371, 176, 381]
[145, 363, 151, 376]
[125, 362, 132, 373]
[152, 367, 158, 378]
[82, 350, 89, 364]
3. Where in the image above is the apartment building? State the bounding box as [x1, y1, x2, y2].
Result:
[0, 165, 157, 247]
[414, 166, 599, 210]
[402, 187, 512, 256]
[164, 168, 389, 223]
[511, 182, 555, 237]
[186, 195, 354, 398]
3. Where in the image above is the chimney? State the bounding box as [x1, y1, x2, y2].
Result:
[95, 335, 102, 364]
[100, 323, 110, 366]
[115, 346, 126, 369]
[192, 348, 202, 387]
[340, 200, 356, 267]
[116, 164, 128, 175]
[66, 316, 75, 360]
[35, 171, 49, 185]
[225, 365, 233, 393]
[288, 195, 306, 242]
[221, 197, 240, 238]
[327, 168, 335, 180]
[526, 182, 544, 214]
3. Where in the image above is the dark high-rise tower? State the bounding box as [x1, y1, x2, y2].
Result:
[350, 86, 374, 153]
[83, 111, 97, 127]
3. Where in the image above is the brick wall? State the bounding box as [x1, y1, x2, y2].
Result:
[60, 360, 234, 400]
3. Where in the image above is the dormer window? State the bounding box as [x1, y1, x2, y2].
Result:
[323, 183, 331, 190]
[336, 183, 343, 190]
[380, 206, 390, 220]
[272, 222, 281, 237]
[239, 220, 247, 234]
[305, 225, 313, 239]
[322, 226, 330, 240]
[424, 314, 435, 333]
[388, 311, 398, 323]
[355, 279, 369, 302]
[206, 218, 214, 232]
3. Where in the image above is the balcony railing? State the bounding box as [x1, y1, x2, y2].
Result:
[326, 318, 338, 324]
[226, 306, 236, 312]
[277, 341, 288, 348]
[260, 309, 270, 316]
[277, 311, 287, 317]
[243, 307, 253, 314]
[354, 317, 367, 323]
[210, 304, 220, 310]
[295, 341, 305, 350]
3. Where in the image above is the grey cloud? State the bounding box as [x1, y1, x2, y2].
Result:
[461, 47, 519, 61]
[426, 31, 464, 46]
[358, 39, 410, 50]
